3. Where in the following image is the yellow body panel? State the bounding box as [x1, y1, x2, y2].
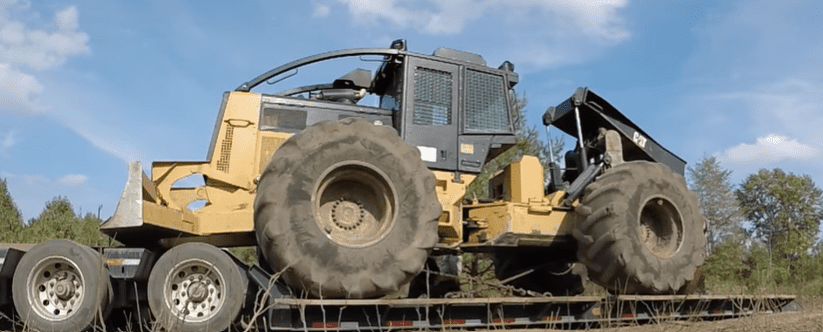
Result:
[432, 171, 477, 245]
[108, 91, 573, 249]
[143, 201, 196, 233]
[208, 92, 262, 184]
[509, 155, 545, 203]
[464, 190, 575, 247]
[129, 92, 266, 241]
[463, 157, 576, 248]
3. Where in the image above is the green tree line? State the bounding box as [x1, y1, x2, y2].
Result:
[0, 179, 110, 246]
[689, 157, 823, 295]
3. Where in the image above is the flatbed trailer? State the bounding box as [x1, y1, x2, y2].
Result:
[256, 295, 799, 331]
[1, 245, 800, 331]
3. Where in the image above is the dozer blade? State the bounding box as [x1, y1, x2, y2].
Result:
[101, 162, 198, 246]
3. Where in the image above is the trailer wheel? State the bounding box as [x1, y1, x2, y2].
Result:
[12, 239, 111, 332]
[573, 161, 705, 294]
[147, 243, 247, 332]
[255, 118, 441, 298]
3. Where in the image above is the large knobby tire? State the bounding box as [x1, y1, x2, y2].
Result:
[254, 118, 441, 298]
[12, 239, 111, 332]
[147, 243, 247, 332]
[573, 161, 705, 294]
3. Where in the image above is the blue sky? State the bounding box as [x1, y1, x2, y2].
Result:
[1, 0, 821, 233]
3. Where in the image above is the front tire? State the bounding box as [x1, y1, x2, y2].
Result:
[12, 239, 111, 332]
[573, 161, 705, 294]
[254, 118, 441, 298]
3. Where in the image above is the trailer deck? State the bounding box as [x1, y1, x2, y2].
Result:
[256, 294, 799, 331]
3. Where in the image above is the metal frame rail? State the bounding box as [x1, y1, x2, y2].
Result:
[259, 295, 799, 331]
[1, 246, 801, 331]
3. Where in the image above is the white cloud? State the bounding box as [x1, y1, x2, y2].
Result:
[315, 0, 630, 70]
[313, 2, 331, 18]
[703, 78, 823, 150]
[718, 134, 819, 165]
[0, 1, 89, 113]
[0, 4, 90, 71]
[323, 0, 628, 39]
[58, 174, 87, 186]
[70, 126, 143, 163]
[678, 1, 823, 164]
[1, 130, 17, 153]
[0, 63, 43, 112]
[22, 174, 48, 186]
[330, 0, 482, 35]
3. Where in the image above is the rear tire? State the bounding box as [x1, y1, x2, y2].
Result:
[12, 239, 111, 332]
[254, 118, 441, 298]
[573, 161, 705, 294]
[147, 243, 247, 332]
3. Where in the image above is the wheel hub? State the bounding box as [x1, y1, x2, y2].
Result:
[638, 196, 684, 258]
[331, 199, 365, 230]
[165, 259, 225, 322]
[187, 279, 209, 303]
[54, 278, 76, 301]
[28, 258, 85, 321]
[313, 162, 398, 248]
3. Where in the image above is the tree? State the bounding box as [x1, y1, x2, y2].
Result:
[0, 178, 24, 243]
[812, 238, 823, 256]
[687, 156, 744, 254]
[702, 239, 747, 288]
[737, 168, 823, 258]
[509, 92, 565, 171]
[744, 244, 771, 291]
[24, 197, 78, 241]
[467, 92, 565, 198]
[23, 197, 110, 246]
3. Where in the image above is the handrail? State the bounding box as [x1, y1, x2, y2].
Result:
[235, 48, 402, 92]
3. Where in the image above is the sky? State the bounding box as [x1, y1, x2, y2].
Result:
[0, 0, 821, 234]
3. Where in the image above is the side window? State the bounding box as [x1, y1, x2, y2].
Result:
[378, 66, 403, 112]
[465, 70, 510, 133]
[413, 67, 453, 126]
[260, 107, 308, 131]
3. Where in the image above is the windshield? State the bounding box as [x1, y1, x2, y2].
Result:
[239, 49, 404, 109]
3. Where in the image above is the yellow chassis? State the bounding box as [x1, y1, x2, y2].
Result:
[101, 91, 575, 250]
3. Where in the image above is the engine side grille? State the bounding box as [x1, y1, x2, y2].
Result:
[216, 125, 234, 172]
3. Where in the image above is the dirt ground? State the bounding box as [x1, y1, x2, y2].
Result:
[597, 310, 823, 332]
[2, 301, 820, 331]
[498, 305, 823, 332]
[2, 311, 821, 331]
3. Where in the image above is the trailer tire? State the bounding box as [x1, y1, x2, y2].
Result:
[573, 161, 705, 294]
[12, 239, 111, 332]
[147, 243, 247, 332]
[255, 118, 441, 298]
